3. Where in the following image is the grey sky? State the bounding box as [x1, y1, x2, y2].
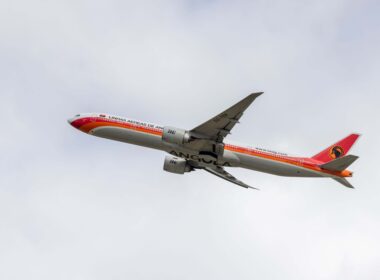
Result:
[1, 0, 379, 279]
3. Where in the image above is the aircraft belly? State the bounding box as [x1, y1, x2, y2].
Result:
[166, 148, 240, 168]
[222, 150, 241, 166]
[236, 153, 321, 177]
[87, 126, 322, 178]
[91, 126, 165, 150]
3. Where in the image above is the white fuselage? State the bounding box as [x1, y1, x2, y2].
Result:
[85, 116, 328, 178]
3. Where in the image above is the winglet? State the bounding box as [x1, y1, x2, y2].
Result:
[246, 92, 264, 103]
[250, 92, 264, 98]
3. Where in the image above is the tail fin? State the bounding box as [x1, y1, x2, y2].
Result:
[312, 133, 360, 163]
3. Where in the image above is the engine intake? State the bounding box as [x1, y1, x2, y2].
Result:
[162, 126, 190, 145]
[163, 155, 192, 174]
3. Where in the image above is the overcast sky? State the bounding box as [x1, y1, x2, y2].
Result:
[1, 0, 379, 279]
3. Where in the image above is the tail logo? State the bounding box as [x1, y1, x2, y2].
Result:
[329, 146, 344, 159]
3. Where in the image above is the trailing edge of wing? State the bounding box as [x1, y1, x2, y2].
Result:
[204, 166, 259, 190]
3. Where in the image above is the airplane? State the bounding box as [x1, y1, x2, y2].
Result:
[68, 93, 360, 190]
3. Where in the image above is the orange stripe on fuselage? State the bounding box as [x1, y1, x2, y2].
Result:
[224, 145, 348, 177]
[77, 117, 350, 178]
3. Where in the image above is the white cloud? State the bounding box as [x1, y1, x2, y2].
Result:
[0, 0, 379, 279]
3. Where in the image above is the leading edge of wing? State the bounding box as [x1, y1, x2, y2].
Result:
[204, 166, 259, 190]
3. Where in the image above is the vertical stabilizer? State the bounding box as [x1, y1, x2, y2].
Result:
[312, 133, 360, 163]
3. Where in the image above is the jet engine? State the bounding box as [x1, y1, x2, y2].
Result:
[162, 126, 191, 145]
[163, 155, 193, 174]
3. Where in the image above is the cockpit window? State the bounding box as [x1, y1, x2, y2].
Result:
[75, 114, 80, 117]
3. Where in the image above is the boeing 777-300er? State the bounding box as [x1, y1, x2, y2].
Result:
[68, 93, 360, 189]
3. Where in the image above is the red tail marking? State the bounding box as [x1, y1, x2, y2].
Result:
[312, 133, 360, 163]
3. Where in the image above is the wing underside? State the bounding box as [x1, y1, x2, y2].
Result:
[190, 92, 263, 143]
[185, 92, 263, 157]
[171, 93, 263, 190]
[204, 166, 259, 190]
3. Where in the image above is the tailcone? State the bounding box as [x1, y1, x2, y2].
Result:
[341, 170, 353, 178]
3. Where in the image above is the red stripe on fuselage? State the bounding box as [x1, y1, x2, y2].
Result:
[71, 117, 162, 136]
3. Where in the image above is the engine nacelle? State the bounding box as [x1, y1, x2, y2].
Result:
[163, 155, 192, 174]
[162, 126, 190, 145]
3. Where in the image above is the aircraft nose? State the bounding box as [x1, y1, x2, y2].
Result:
[68, 115, 82, 129]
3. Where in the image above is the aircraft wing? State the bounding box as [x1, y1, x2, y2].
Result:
[204, 166, 259, 190]
[190, 92, 263, 143]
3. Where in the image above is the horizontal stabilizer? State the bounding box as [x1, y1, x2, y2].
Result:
[320, 155, 359, 172]
[333, 177, 354, 189]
